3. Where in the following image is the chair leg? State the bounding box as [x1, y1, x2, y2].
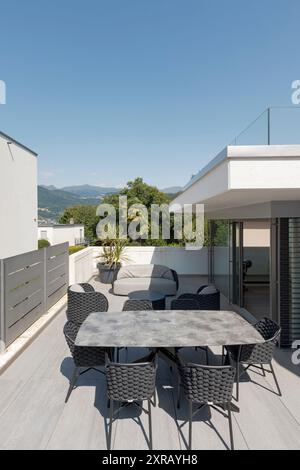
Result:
[270, 362, 282, 396]
[108, 399, 114, 450]
[188, 401, 193, 450]
[222, 346, 225, 365]
[227, 404, 234, 451]
[148, 400, 153, 450]
[261, 364, 266, 377]
[153, 389, 157, 407]
[177, 374, 181, 409]
[236, 362, 240, 402]
[65, 366, 79, 403]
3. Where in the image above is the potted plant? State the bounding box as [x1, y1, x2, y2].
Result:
[97, 239, 129, 284]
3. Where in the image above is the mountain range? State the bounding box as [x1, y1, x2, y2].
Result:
[38, 184, 182, 223]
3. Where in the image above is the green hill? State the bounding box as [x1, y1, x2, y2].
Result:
[38, 186, 100, 223]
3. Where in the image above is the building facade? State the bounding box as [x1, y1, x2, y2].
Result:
[0, 131, 38, 259]
[172, 144, 300, 347]
[38, 224, 85, 247]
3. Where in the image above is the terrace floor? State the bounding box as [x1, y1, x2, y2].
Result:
[0, 275, 299, 450]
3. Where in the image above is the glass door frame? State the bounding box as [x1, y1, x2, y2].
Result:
[229, 221, 244, 307]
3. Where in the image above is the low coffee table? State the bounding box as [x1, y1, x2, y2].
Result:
[128, 290, 166, 310]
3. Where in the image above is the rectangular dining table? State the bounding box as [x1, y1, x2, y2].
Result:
[75, 309, 264, 349]
[75, 310, 264, 413]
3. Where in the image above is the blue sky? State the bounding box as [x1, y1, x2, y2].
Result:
[0, 0, 300, 188]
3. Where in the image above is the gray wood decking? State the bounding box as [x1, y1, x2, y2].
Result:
[0, 275, 299, 450]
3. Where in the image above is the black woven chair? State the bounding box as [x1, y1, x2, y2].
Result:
[176, 354, 236, 450]
[171, 299, 209, 364]
[225, 317, 281, 400]
[105, 352, 157, 450]
[178, 284, 220, 311]
[122, 299, 155, 311]
[63, 321, 111, 403]
[67, 283, 109, 325]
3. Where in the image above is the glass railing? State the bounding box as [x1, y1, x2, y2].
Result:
[230, 107, 300, 146]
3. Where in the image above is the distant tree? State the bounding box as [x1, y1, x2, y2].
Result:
[102, 178, 174, 244]
[59, 205, 98, 241]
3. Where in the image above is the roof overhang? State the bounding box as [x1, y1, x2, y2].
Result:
[171, 145, 300, 216]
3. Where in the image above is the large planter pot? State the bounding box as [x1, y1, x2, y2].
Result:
[97, 263, 120, 284]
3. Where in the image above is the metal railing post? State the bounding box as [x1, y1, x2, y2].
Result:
[0, 259, 5, 353]
[43, 247, 47, 314]
[267, 107, 271, 145]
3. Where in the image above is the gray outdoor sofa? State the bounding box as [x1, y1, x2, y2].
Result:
[113, 264, 179, 296]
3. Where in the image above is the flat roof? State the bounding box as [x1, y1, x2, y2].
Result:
[171, 144, 300, 214]
[184, 144, 300, 192]
[0, 131, 38, 156]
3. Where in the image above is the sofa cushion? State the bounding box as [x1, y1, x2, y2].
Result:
[113, 277, 177, 296]
[199, 285, 218, 295]
[116, 264, 174, 281]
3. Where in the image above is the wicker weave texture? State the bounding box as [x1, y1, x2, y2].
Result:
[178, 292, 220, 310]
[106, 361, 157, 401]
[64, 321, 109, 367]
[67, 286, 108, 325]
[228, 318, 281, 364]
[171, 299, 201, 310]
[179, 364, 235, 405]
[122, 299, 154, 311]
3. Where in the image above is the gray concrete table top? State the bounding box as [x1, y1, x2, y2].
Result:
[75, 310, 264, 348]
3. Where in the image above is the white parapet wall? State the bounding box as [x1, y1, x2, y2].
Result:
[93, 246, 208, 276]
[69, 247, 95, 284]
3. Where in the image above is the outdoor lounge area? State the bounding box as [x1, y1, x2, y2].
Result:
[0, 273, 299, 450]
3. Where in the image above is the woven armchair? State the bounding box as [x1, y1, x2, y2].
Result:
[63, 321, 111, 402]
[67, 284, 108, 325]
[171, 298, 201, 310]
[105, 352, 157, 450]
[176, 354, 235, 450]
[122, 299, 155, 311]
[225, 317, 281, 400]
[178, 285, 220, 311]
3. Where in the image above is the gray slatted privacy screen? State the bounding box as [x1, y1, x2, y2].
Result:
[0, 243, 68, 348]
[289, 219, 300, 344]
[46, 243, 69, 310]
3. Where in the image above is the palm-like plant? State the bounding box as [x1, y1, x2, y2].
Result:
[101, 239, 129, 269]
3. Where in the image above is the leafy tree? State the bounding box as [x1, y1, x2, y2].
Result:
[59, 205, 98, 241]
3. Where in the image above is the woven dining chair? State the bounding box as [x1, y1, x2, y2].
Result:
[171, 298, 209, 364]
[176, 354, 236, 450]
[122, 299, 154, 311]
[63, 321, 111, 403]
[225, 317, 281, 401]
[105, 352, 157, 450]
[178, 285, 220, 311]
[67, 283, 109, 325]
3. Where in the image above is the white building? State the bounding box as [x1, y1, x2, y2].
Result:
[0, 131, 38, 259]
[172, 143, 300, 347]
[38, 224, 85, 247]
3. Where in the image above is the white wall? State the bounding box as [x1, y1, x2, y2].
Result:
[93, 246, 208, 275]
[0, 136, 37, 259]
[69, 247, 94, 284]
[38, 225, 84, 246]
